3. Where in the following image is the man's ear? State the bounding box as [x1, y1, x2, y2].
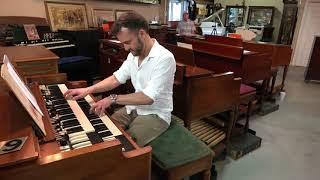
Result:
[138, 29, 146, 37]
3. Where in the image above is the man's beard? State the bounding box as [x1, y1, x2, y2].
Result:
[130, 36, 144, 56]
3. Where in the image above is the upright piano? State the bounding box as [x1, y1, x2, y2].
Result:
[0, 56, 151, 180]
[0, 16, 76, 58]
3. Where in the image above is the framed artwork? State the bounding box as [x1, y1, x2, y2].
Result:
[247, 6, 275, 26]
[44, 1, 89, 32]
[92, 8, 114, 27]
[225, 6, 246, 27]
[115, 10, 132, 20]
[23, 24, 40, 40]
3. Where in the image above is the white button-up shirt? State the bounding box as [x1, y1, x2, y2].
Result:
[113, 40, 176, 124]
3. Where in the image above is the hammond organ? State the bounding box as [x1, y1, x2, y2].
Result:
[39, 84, 123, 150]
[0, 56, 151, 180]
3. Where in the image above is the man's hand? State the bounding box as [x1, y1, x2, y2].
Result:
[90, 97, 113, 116]
[64, 87, 91, 100]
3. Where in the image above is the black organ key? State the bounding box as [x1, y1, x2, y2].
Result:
[54, 104, 70, 110]
[90, 119, 104, 125]
[59, 140, 68, 146]
[60, 114, 76, 121]
[99, 131, 113, 138]
[87, 114, 99, 119]
[66, 126, 84, 134]
[52, 99, 67, 105]
[86, 132, 103, 144]
[56, 108, 73, 114]
[61, 121, 80, 128]
[94, 124, 108, 131]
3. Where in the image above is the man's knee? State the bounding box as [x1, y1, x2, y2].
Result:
[128, 115, 169, 146]
[111, 107, 131, 129]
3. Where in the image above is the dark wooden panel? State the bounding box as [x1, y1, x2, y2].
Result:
[204, 35, 243, 47]
[0, 16, 48, 26]
[162, 42, 195, 66]
[306, 37, 320, 81]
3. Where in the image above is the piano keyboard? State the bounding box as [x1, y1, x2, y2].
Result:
[26, 40, 76, 50]
[40, 84, 122, 151]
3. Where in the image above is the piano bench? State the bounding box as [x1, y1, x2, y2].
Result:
[238, 84, 257, 134]
[149, 116, 213, 180]
[58, 56, 95, 84]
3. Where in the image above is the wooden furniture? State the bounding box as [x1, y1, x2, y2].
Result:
[150, 117, 213, 180]
[243, 41, 292, 92]
[204, 35, 243, 47]
[149, 25, 177, 45]
[0, 72, 152, 180]
[174, 63, 240, 139]
[0, 16, 48, 26]
[305, 36, 320, 82]
[0, 46, 58, 76]
[99, 39, 127, 78]
[277, 0, 298, 45]
[186, 38, 271, 84]
[238, 84, 256, 134]
[164, 42, 258, 135]
[162, 43, 195, 66]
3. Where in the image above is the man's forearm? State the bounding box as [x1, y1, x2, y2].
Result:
[88, 75, 121, 94]
[115, 92, 154, 105]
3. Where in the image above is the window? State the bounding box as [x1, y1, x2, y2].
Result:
[168, 0, 188, 21]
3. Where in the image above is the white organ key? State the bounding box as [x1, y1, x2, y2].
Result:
[69, 133, 88, 142]
[57, 84, 95, 133]
[47, 44, 75, 50]
[102, 136, 116, 141]
[84, 95, 122, 137]
[27, 40, 70, 46]
[68, 131, 88, 139]
[70, 136, 90, 145]
[72, 141, 92, 149]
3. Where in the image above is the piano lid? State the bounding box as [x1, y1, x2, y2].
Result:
[1, 55, 46, 136]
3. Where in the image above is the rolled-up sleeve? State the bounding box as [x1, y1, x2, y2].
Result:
[113, 58, 131, 84]
[142, 54, 176, 101]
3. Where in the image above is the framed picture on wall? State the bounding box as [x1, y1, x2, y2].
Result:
[44, 1, 89, 32]
[92, 8, 114, 27]
[247, 6, 275, 26]
[115, 10, 132, 20]
[225, 6, 246, 27]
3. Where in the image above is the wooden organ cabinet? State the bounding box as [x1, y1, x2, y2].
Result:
[0, 49, 151, 179]
[0, 46, 58, 76]
[99, 39, 128, 78]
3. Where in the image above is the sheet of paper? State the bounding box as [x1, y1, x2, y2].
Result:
[3, 55, 43, 116]
[177, 42, 193, 50]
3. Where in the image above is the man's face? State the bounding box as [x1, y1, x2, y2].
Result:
[117, 28, 144, 56]
[183, 13, 189, 21]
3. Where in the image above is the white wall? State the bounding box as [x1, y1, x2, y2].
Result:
[292, 1, 320, 66]
[0, 0, 161, 26]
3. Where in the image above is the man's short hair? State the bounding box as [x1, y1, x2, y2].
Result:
[111, 11, 149, 35]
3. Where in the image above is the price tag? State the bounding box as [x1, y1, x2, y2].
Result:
[0, 136, 28, 155]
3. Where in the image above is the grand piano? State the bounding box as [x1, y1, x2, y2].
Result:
[0, 55, 151, 179]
